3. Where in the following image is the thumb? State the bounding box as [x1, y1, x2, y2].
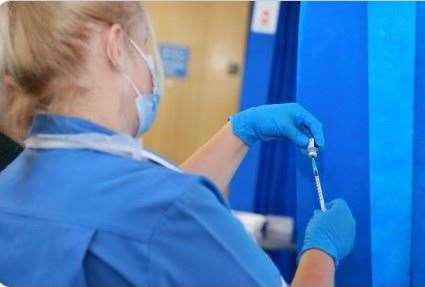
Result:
[289, 127, 309, 148]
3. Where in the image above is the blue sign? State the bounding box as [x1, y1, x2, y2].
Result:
[159, 44, 190, 78]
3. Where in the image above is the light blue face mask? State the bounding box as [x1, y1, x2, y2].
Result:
[125, 39, 161, 138]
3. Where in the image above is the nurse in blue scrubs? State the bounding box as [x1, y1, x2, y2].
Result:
[0, 2, 355, 287]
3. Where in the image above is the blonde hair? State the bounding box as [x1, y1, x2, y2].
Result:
[0, 1, 160, 140]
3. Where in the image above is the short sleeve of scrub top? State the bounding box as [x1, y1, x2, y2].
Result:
[148, 180, 286, 287]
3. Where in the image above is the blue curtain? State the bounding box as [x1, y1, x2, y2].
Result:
[297, 2, 422, 286]
[234, 2, 425, 286]
[296, 4, 371, 286]
[411, 4, 425, 286]
[229, 3, 281, 212]
[254, 2, 300, 280]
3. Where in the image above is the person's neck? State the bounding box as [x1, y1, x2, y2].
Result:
[49, 92, 134, 136]
[64, 109, 128, 134]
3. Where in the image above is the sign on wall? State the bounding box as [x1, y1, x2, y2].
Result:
[159, 44, 190, 79]
[251, 1, 280, 35]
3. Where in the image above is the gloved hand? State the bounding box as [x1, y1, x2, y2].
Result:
[299, 199, 356, 266]
[229, 103, 324, 148]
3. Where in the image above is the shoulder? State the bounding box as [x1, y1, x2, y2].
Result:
[146, 178, 283, 287]
[2, 148, 226, 243]
[88, 157, 228, 241]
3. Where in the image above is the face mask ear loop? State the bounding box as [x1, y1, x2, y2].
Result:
[129, 39, 147, 60]
[129, 39, 158, 85]
[123, 74, 142, 97]
[123, 73, 146, 138]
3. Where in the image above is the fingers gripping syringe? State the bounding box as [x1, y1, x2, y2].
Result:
[308, 138, 327, 212]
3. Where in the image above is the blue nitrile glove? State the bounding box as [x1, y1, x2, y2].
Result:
[299, 199, 356, 266]
[229, 103, 324, 148]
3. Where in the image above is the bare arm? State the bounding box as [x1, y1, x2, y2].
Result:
[180, 122, 248, 196]
[291, 250, 335, 287]
[180, 104, 326, 196]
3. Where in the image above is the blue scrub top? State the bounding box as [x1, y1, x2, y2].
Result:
[0, 114, 283, 287]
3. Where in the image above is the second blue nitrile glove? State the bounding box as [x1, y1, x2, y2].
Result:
[229, 103, 324, 148]
[299, 199, 356, 266]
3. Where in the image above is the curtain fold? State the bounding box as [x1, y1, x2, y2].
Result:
[254, 2, 300, 280]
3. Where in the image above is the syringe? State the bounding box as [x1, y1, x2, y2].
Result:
[308, 138, 326, 212]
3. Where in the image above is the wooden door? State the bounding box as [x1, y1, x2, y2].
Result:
[144, 2, 250, 164]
